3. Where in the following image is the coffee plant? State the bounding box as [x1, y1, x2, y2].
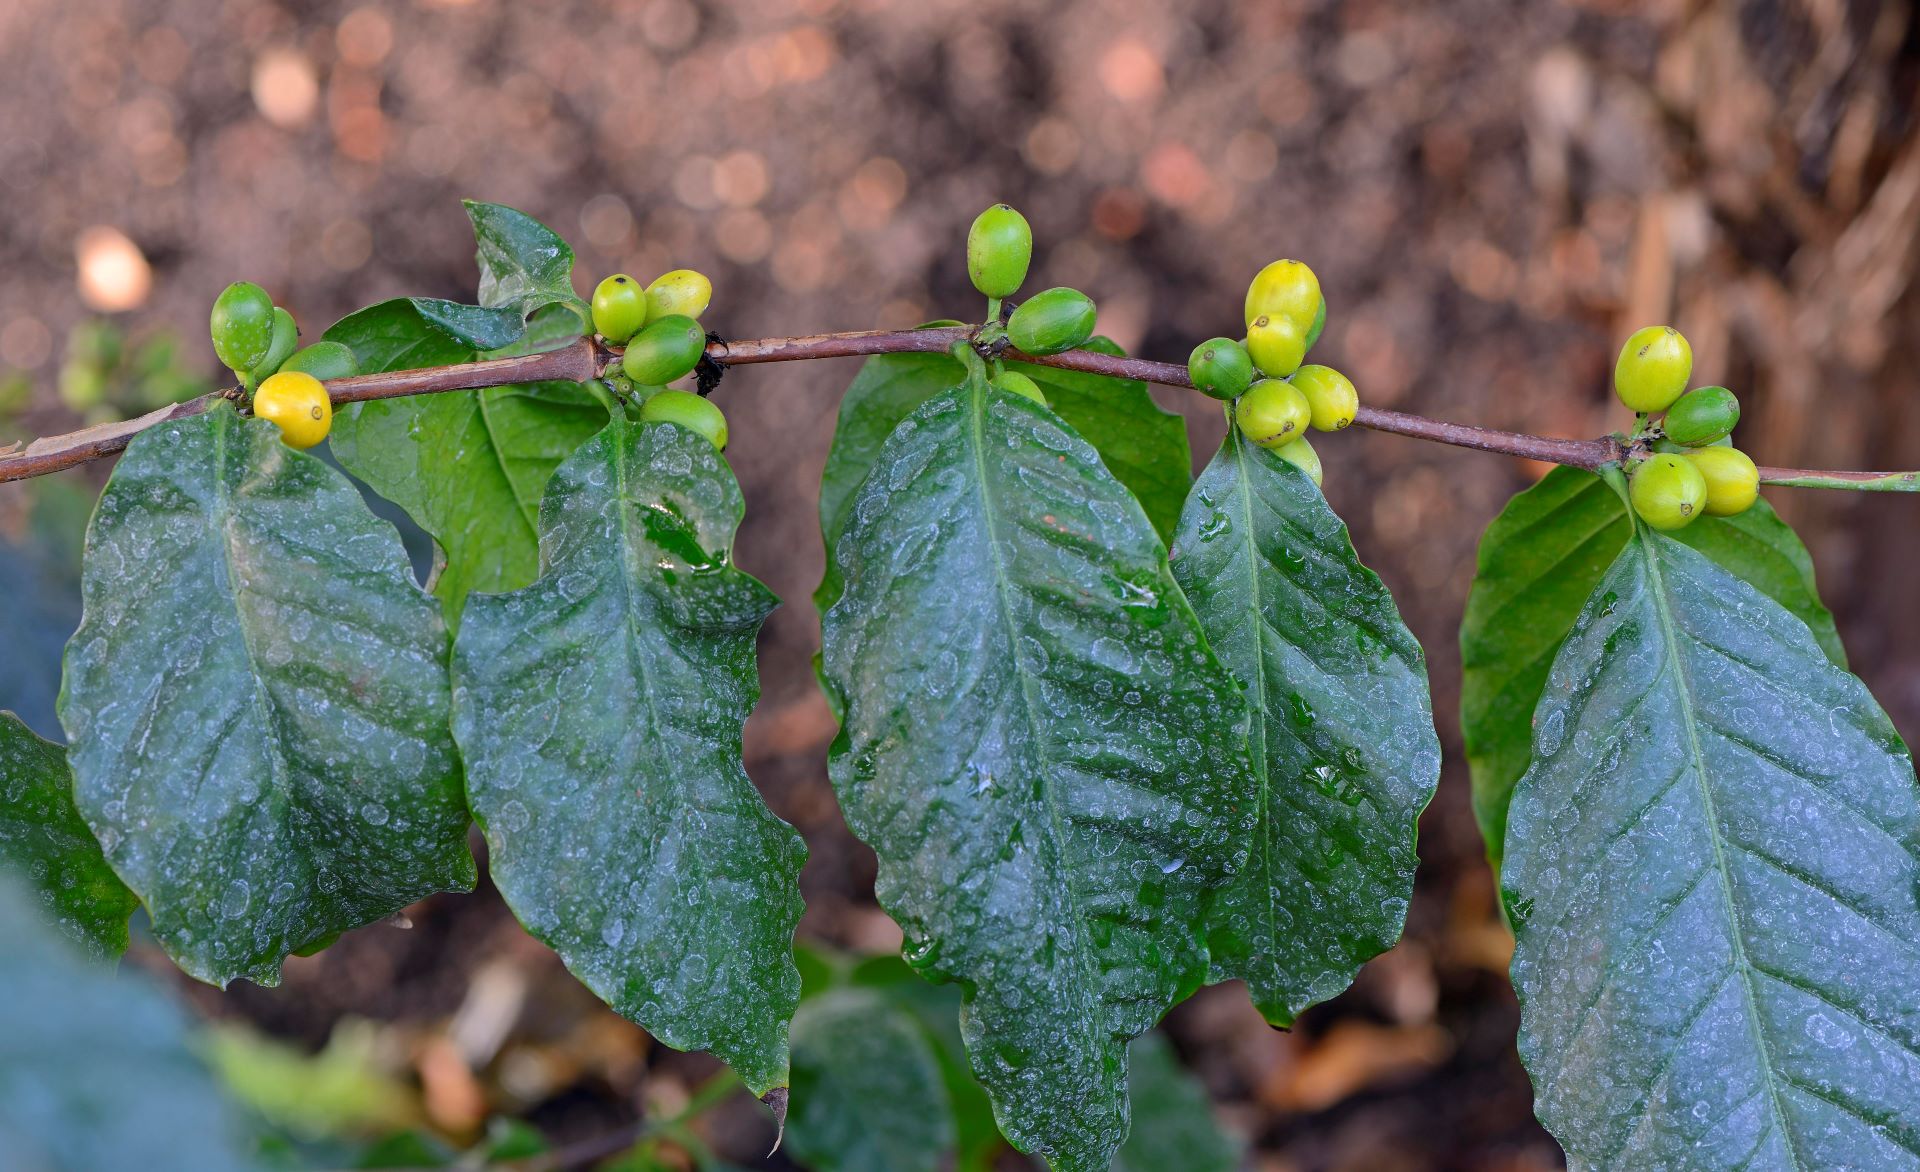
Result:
[1, 198, 1916, 1172]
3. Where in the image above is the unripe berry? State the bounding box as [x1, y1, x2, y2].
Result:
[1244, 259, 1322, 332]
[1246, 314, 1307, 379]
[278, 341, 359, 382]
[252, 307, 299, 379]
[1629, 453, 1707, 530]
[1188, 338, 1255, 401]
[622, 314, 707, 386]
[1304, 297, 1327, 352]
[1007, 288, 1097, 356]
[1291, 364, 1358, 431]
[251, 370, 332, 449]
[1275, 435, 1323, 487]
[1663, 385, 1739, 447]
[645, 269, 713, 322]
[592, 275, 648, 343]
[991, 370, 1048, 407]
[640, 388, 728, 450]
[210, 281, 276, 372]
[1685, 446, 1760, 517]
[1234, 379, 1311, 449]
[1614, 325, 1693, 413]
[967, 204, 1033, 299]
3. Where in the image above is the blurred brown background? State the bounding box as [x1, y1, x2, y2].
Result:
[2, 0, 1917, 1168]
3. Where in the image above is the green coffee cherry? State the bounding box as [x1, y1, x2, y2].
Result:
[967, 204, 1032, 299]
[991, 370, 1048, 407]
[1007, 288, 1096, 355]
[1304, 296, 1327, 351]
[210, 281, 276, 371]
[1614, 325, 1693, 413]
[1686, 446, 1759, 516]
[279, 340, 359, 382]
[592, 274, 648, 343]
[1663, 385, 1739, 447]
[1276, 434, 1323, 487]
[1234, 379, 1311, 449]
[1629, 453, 1707, 530]
[250, 307, 298, 379]
[1292, 364, 1358, 431]
[640, 388, 728, 450]
[1188, 338, 1255, 401]
[1244, 259, 1322, 331]
[645, 269, 712, 322]
[621, 314, 707, 385]
[1246, 314, 1307, 378]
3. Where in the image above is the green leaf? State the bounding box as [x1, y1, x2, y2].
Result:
[1462, 466, 1845, 868]
[0, 712, 137, 959]
[465, 201, 590, 322]
[451, 416, 803, 1096]
[326, 300, 608, 628]
[59, 403, 475, 986]
[787, 987, 956, 1172]
[1170, 431, 1439, 1026]
[1505, 516, 1920, 1168]
[0, 877, 259, 1171]
[819, 371, 1256, 1171]
[1112, 1033, 1241, 1172]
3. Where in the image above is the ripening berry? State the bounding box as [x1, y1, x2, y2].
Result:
[967, 204, 1033, 299]
[1188, 338, 1255, 401]
[1629, 453, 1707, 530]
[252, 307, 299, 379]
[210, 281, 276, 371]
[252, 370, 333, 449]
[1234, 379, 1311, 449]
[1685, 446, 1760, 517]
[991, 370, 1048, 407]
[1304, 297, 1326, 352]
[1614, 326, 1693, 413]
[279, 340, 359, 381]
[622, 314, 707, 386]
[1291, 364, 1358, 431]
[1244, 259, 1322, 332]
[592, 275, 649, 343]
[1007, 288, 1097, 355]
[1663, 386, 1739, 447]
[640, 388, 728, 450]
[1246, 314, 1307, 379]
[1276, 434, 1323, 487]
[645, 270, 713, 322]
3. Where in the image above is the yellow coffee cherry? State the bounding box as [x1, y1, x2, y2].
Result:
[592, 275, 648, 343]
[1613, 325, 1693, 413]
[1628, 453, 1707, 530]
[1234, 379, 1311, 449]
[1244, 259, 1322, 331]
[645, 270, 713, 322]
[1246, 314, 1308, 379]
[1685, 446, 1760, 517]
[252, 370, 332, 449]
[1275, 435, 1322, 487]
[1291, 364, 1358, 431]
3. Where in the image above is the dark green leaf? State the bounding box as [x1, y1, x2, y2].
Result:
[1112, 1033, 1241, 1172]
[788, 988, 955, 1172]
[326, 300, 607, 628]
[820, 373, 1256, 1171]
[452, 416, 803, 1096]
[1170, 432, 1439, 1026]
[1506, 516, 1920, 1168]
[59, 403, 475, 986]
[847, 956, 1002, 1172]
[0, 877, 259, 1171]
[465, 201, 590, 322]
[1462, 467, 1844, 867]
[0, 711, 137, 959]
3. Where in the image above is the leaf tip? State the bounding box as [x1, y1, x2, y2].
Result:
[760, 1085, 788, 1154]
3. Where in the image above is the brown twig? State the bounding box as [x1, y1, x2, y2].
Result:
[0, 326, 1911, 490]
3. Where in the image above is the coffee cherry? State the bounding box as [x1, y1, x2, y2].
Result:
[210, 282, 276, 371]
[251, 308, 299, 379]
[645, 269, 713, 322]
[991, 370, 1048, 407]
[640, 388, 728, 450]
[1614, 325, 1693, 413]
[1685, 446, 1760, 516]
[1291, 364, 1358, 431]
[1188, 338, 1256, 401]
[1629, 453, 1707, 530]
[279, 341, 359, 382]
[621, 314, 707, 385]
[1234, 379, 1311, 449]
[1007, 288, 1097, 355]
[1304, 296, 1327, 352]
[1246, 314, 1307, 379]
[592, 275, 648, 343]
[967, 204, 1032, 299]
[1663, 385, 1739, 447]
[252, 370, 332, 449]
[1244, 259, 1322, 331]
[1276, 435, 1323, 487]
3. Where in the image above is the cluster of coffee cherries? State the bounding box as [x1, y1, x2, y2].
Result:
[590, 269, 727, 450]
[209, 281, 362, 449]
[1183, 260, 1355, 487]
[966, 204, 1100, 405]
[1614, 325, 1759, 530]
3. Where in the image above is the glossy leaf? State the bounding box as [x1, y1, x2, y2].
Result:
[0, 711, 137, 959]
[819, 369, 1256, 1171]
[60, 403, 475, 986]
[1170, 431, 1439, 1026]
[465, 200, 591, 323]
[1462, 466, 1844, 867]
[787, 987, 955, 1172]
[1112, 1033, 1241, 1172]
[327, 299, 607, 628]
[1505, 517, 1920, 1168]
[0, 879, 259, 1171]
[452, 416, 803, 1096]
